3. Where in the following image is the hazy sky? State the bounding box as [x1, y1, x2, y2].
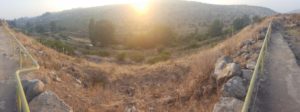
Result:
[0, 0, 299, 19]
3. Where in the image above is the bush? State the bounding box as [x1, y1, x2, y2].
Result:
[128, 52, 145, 63]
[116, 52, 126, 61]
[233, 15, 251, 31]
[38, 38, 74, 55]
[208, 19, 224, 37]
[147, 52, 171, 64]
[83, 49, 110, 57]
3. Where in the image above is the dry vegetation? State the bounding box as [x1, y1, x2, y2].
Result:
[12, 17, 273, 112]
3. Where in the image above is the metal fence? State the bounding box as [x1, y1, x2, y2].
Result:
[2, 21, 40, 112]
[241, 21, 273, 112]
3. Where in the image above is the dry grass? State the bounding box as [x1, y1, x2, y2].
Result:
[9, 17, 274, 112]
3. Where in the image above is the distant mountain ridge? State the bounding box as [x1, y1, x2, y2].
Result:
[12, 0, 277, 38]
[290, 9, 300, 13]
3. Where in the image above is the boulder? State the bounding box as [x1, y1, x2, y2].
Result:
[213, 56, 241, 81]
[213, 97, 244, 112]
[241, 69, 253, 86]
[22, 79, 45, 102]
[29, 91, 73, 112]
[246, 61, 256, 70]
[222, 76, 246, 99]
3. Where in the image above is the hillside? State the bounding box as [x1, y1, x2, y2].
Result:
[12, 15, 274, 112]
[290, 9, 300, 13]
[11, 0, 276, 38]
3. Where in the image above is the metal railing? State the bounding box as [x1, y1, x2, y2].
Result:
[241, 21, 272, 112]
[2, 21, 40, 112]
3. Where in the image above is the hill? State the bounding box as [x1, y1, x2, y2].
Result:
[290, 9, 300, 13]
[11, 15, 274, 111]
[11, 0, 276, 38]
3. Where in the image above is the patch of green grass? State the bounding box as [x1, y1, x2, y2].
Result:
[38, 38, 74, 55]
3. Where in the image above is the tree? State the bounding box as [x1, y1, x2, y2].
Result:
[35, 25, 46, 33]
[252, 15, 261, 23]
[233, 15, 251, 31]
[50, 21, 57, 32]
[89, 20, 115, 47]
[208, 19, 224, 37]
[88, 18, 95, 45]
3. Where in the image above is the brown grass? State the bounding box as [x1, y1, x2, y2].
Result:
[9, 17, 274, 112]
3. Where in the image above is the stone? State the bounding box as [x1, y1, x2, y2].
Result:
[41, 76, 51, 84]
[239, 40, 251, 49]
[258, 32, 266, 40]
[29, 91, 73, 112]
[54, 76, 62, 82]
[125, 105, 138, 112]
[241, 69, 253, 85]
[213, 97, 244, 112]
[213, 57, 242, 81]
[246, 61, 256, 70]
[22, 79, 45, 102]
[222, 76, 246, 99]
[213, 60, 241, 81]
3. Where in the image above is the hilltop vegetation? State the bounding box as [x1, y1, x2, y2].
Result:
[10, 1, 275, 38]
[7, 1, 273, 64]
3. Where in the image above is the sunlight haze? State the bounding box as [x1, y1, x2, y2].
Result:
[0, 0, 299, 19]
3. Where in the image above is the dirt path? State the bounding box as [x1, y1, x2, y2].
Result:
[0, 26, 18, 112]
[255, 32, 300, 112]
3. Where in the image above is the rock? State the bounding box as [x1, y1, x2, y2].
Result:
[41, 76, 51, 84]
[213, 56, 242, 81]
[29, 91, 73, 112]
[239, 40, 251, 49]
[222, 76, 246, 99]
[54, 76, 62, 82]
[125, 105, 138, 112]
[258, 32, 266, 40]
[241, 69, 253, 85]
[22, 79, 45, 102]
[75, 79, 82, 84]
[213, 63, 241, 81]
[213, 97, 244, 112]
[246, 61, 256, 70]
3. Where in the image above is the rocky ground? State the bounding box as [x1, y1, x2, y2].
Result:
[212, 26, 267, 112]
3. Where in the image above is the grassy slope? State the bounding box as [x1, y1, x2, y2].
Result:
[14, 17, 273, 112]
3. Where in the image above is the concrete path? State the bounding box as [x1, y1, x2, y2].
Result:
[0, 26, 18, 112]
[256, 32, 300, 112]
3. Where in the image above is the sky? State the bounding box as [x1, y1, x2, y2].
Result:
[0, 0, 299, 19]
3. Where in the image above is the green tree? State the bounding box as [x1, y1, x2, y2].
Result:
[208, 19, 224, 37]
[233, 15, 251, 31]
[89, 20, 115, 47]
[252, 15, 261, 23]
[88, 18, 96, 45]
[50, 21, 57, 32]
[35, 25, 46, 33]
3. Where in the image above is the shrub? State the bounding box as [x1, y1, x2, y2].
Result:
[38, 38, 74, 55]
[208, 19, 224, 37]
[116, 52, 126, 61]
[147, 51, 171, 64]
[128, 52, 145, 63]
[83, 49, 110, 57]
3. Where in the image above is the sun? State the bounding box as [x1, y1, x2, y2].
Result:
[130, 0, 149, 14]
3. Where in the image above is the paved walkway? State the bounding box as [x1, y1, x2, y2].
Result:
[0, 26, 18, 112]
[256, 32, 300, 112]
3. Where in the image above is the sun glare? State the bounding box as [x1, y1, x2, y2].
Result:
[131, 0, 149, 14]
